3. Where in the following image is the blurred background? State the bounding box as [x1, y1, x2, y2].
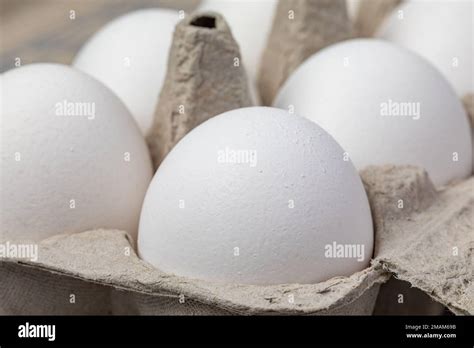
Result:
[0, 0, 200, 73]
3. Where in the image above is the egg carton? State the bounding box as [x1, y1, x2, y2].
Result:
[146, 11, 253, 167]
[1, 2, 473, 315]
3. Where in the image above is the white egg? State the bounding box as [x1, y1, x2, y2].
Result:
[138, 107, 373, 285]
[274, 39, 472, 187]
[74, 9, 179, 135]
[0, 64, 153, 242]
[198, 0, 278, 103]
[378, 0, 474, 171]
[377, 0, 474, 97]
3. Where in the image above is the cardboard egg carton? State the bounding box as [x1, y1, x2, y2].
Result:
[146, 11, 253, 168]
[1, 2, 472, 315]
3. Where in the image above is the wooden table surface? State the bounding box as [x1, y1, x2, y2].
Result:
[0, 0, 200, 73]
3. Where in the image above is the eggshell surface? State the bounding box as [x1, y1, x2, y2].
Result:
[377, 0, 474, 97]
[138, 107, 373, 285]
[274, 39, 472, 187]
[74, 9, 179, 134]
[0, 64, 153, 242]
